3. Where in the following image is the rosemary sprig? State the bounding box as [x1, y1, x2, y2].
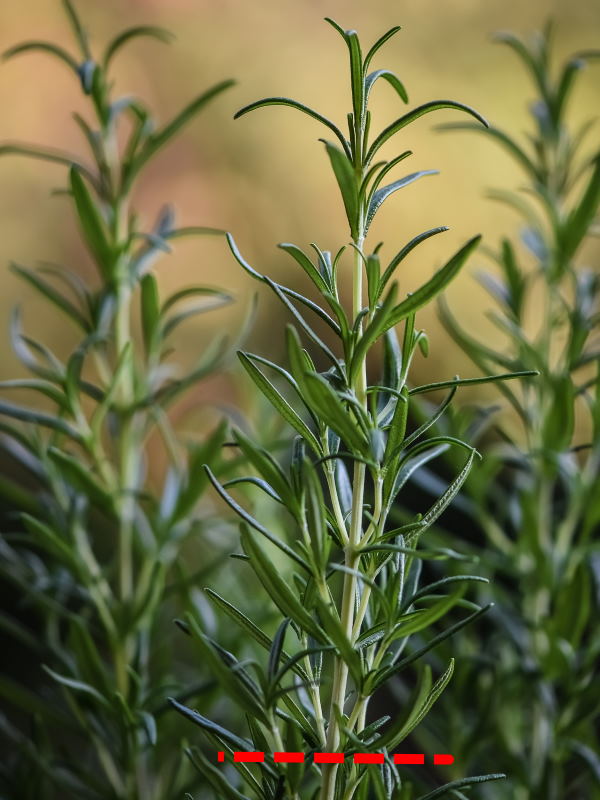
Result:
[172, 19, 528, 800]
[0, 2, 237, 798]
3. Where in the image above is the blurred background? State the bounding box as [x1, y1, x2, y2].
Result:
[0, 0, 599, 413]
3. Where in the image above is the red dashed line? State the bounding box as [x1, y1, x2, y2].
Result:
[354, 753, 384, 764]
[274, 752, 304, 763]
[314, 752, 345, 764]
[225, 751, 453, 765]
[234, 751, 264, 763]
[394, 753, 425, 765]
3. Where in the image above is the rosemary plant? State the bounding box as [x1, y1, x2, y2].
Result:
[0, 2, 238, 798]
[415, 26, 600, 800]
[172, 20, 531, 800]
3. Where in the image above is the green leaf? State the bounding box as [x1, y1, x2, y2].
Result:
[374, 603, 492, 688]
[170, 698, 254, 753]
[62, 0, 91, 59]
[0, 399, 80, 440]
[43, 666, 108, 706]
[69, 167, 114, 278]
[279, 243, 330, 294]
[238, 352, 321, 455]
[0, 143, 95, 186]
[377, 660, 454, 749]
[324, 20, 363, 123]
[186, 617, 269, 723]
[268, 618, 290, 682]
[235, 97, 351, 159]
[161, 293, 233, 337]
[363, 26, 402, 72]
[103, 25, 174, 68]
[379, 227, 449, 296]
[561, 155, 600, 264]
[240, 524, 324, 642]
[384, 235, 481, 332]
[321, 140, 359, 239]
[132, 80, 235, 175]
[415, 774, 506, 800]
[0, 379, 68, 410]
[140, 273, 160, 354]
[205, 465, 309, 571]
[47, 448, 112, 508]
[409, 369, 538, 396]
[366, 171, 438, 233]
[3, 40, 79, 73]
[350, 284, 399, 384]
[365, 70, 408, 106]
[415, 448, 477, 534]
[367, 101, 488, 163]
[183, 746, 252, 800]
[438, 122, 542, 183]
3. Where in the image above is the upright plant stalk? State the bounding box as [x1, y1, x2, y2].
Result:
[421, 26, 600, 800]
[173, 19, 532, 800]
[0, 2, 238, 798]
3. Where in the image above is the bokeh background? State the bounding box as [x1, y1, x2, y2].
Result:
[0, 0, 599, 414]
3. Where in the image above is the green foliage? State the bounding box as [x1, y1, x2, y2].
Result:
[0, 2, 237, 798]
[172, 19, 527, 800]
[418, 25, 600, 799]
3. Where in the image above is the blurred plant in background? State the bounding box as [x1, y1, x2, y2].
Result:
[0, 2, 245, 798]
[411, 26, 600, 800]
[170, 18, 538, 800]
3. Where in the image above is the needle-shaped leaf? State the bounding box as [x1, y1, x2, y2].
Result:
[62, 0, 91, 59]
[0, 143, 96, 187]
[321, 139, 360, 239]
[367, 101, 488, 164]
[240, 524, 324, 642]
[204, 465, 309, 571]
[3, 40, 79, 73]
[234, 96, 351, 159]
[132, 80, 235, 175]
[325, 20, 364, 124]
[363, 26, 402, 72]
[365, 69, 408, 106]
[383, 235, 481, 332]
[238, 352, 321, 454]
[438, 122, 542, 183]
[10, 264, 90, 332]
[279, 243, 330, 294]
[103, 25, 174, 69]
[365, 170, 438, 233]
[377, 659, 454, 749]
[69, 167, 114, 278]
[416, 773, 506, 800]
[350, 283, 399, 383]
[379, 227, 449, 296]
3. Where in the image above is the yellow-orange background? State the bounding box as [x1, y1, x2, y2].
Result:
[0, 0, 598, 409]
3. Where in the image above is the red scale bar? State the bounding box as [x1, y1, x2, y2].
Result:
[433, 754, 454, 765]
[354, 753, 384, 764]
[394, 754, 425, 765]
[314, 752, 345, 764]
[234, 752, 264, 763]
[274, 752, 304, 763]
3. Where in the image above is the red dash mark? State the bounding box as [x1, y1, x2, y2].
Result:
[434, 754, 454, 766]
[354, 753, 384, 764]
[314, 752, 345, 764]
[394, 754, 425, 765]
[217, 751, 225, 763]
[274, 752, 305, 763]
[234, 752, 264, 763]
